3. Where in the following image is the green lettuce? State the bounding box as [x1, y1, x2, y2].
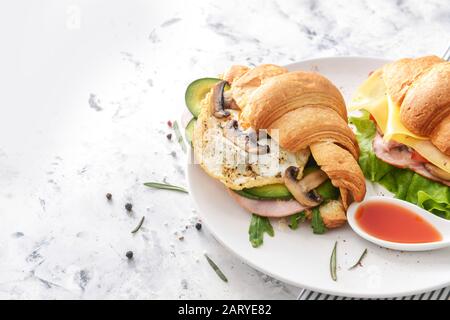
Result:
[349, 111, 450, 218]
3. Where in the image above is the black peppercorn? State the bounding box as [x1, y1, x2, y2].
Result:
[166, 133, 172, 140]
[126, 251, 133, 259]
[106, 193, 112, 200]
[195, 222, 202, 231]
[125, 203, 133, 212]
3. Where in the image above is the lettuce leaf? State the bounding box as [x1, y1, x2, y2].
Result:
[349, 111, 450, 218]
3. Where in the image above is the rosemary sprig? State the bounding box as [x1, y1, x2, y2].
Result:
[131, 216, 145, 234]
[204, 253, 228, 283]
[143, 182, 188, 193]
[330, 241, 337, 281]
[348, 249, 368, 270]
[173, 120, 187, 153]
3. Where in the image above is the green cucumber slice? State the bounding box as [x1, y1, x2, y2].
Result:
[244, 184, 293, 200]
[234, 184, 293, 200]
[185, 118, 196, 146]
[316, 180, 339, 200]
[185, 78, 222, 118]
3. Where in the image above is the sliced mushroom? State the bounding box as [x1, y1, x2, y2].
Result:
[223, 120, 269, 155]
[284, 166, 328, 207]
[424, 163, 450, 181]
[211, 81, 231, 118]
[223, 90, 240, 110]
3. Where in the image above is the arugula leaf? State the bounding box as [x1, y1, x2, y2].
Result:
[248, 214, 274, 248]
[349, 110, 450, 217]
[288, 211, 306, 230]
[311, 207, 327, 234]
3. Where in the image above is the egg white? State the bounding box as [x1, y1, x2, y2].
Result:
[193, 94, 309, 190]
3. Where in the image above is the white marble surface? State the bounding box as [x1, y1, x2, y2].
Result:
[0, 0, 449, 299]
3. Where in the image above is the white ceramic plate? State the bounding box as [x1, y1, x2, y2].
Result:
[186, 57, 450, 298]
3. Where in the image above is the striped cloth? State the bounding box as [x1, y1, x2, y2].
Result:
[297, 287, 450, 300]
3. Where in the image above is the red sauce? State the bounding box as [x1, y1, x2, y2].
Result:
[356, 202, 442, 243]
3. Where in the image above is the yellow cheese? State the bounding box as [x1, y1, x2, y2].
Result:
[350, 70, 450, 174]
[384, 94, 426, 142]
[350, 70, 388, 133]
[393, 136, 450, 173]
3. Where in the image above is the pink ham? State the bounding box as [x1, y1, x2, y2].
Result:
[227, 189, 307, 217]
[373, 132, 450, 186]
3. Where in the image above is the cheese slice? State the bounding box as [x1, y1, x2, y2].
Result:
[385, 94, 426, 141]
[350, 70, 388, 132]
[350, 70, 450, 174]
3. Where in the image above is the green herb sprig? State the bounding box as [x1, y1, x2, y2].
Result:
[131, 216, 145, 234]
[348, 249, 368, 270]
[330, 241, 337, 281]
[173, 121, 187, 153]
[204, 254, 228, 283]
[143, 182, 188, 193]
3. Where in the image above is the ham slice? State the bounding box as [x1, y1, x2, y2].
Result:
[373, 132, 450, 186]
[227, 190, 307, 217]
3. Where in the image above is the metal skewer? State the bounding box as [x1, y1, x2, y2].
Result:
[443, 44, 450, 61]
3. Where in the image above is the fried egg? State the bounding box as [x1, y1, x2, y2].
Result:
[193, 92, 310, 190]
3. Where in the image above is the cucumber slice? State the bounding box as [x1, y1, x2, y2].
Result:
[303, 166, 339, 200]
[185, 118, 196, 146]
[185, 78, 222, 118]
[234, 184, 293, 200]
[245, 184, 293, 200]
[233, 189, 263, 200]
[316, 180, 339, 200]
[235, 180, 338, 201]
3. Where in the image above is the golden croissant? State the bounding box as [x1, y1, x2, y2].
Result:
[383, 56, 450, 156]
[239, 69, 366, 208]
[350, 55, 450, 186]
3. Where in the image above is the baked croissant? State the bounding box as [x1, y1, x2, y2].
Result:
[240, 70, 366, 208]
[383, 56, 450, 156]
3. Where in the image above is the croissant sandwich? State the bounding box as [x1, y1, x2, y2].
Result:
[350, 56, 450, 217]
[185, 64, 366, 233]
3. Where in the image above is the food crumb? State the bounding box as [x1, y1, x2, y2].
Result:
[195, 223, 202, 231]
[106, 193, 112, 200]
[125, 203, 133, 212]
[166, 133, 172, 140]
[167, 120, 173, 128]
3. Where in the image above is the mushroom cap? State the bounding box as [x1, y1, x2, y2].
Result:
[284, 166, 328, 207]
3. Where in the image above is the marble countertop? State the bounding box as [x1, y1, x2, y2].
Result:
[0, 0, 449, 299]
